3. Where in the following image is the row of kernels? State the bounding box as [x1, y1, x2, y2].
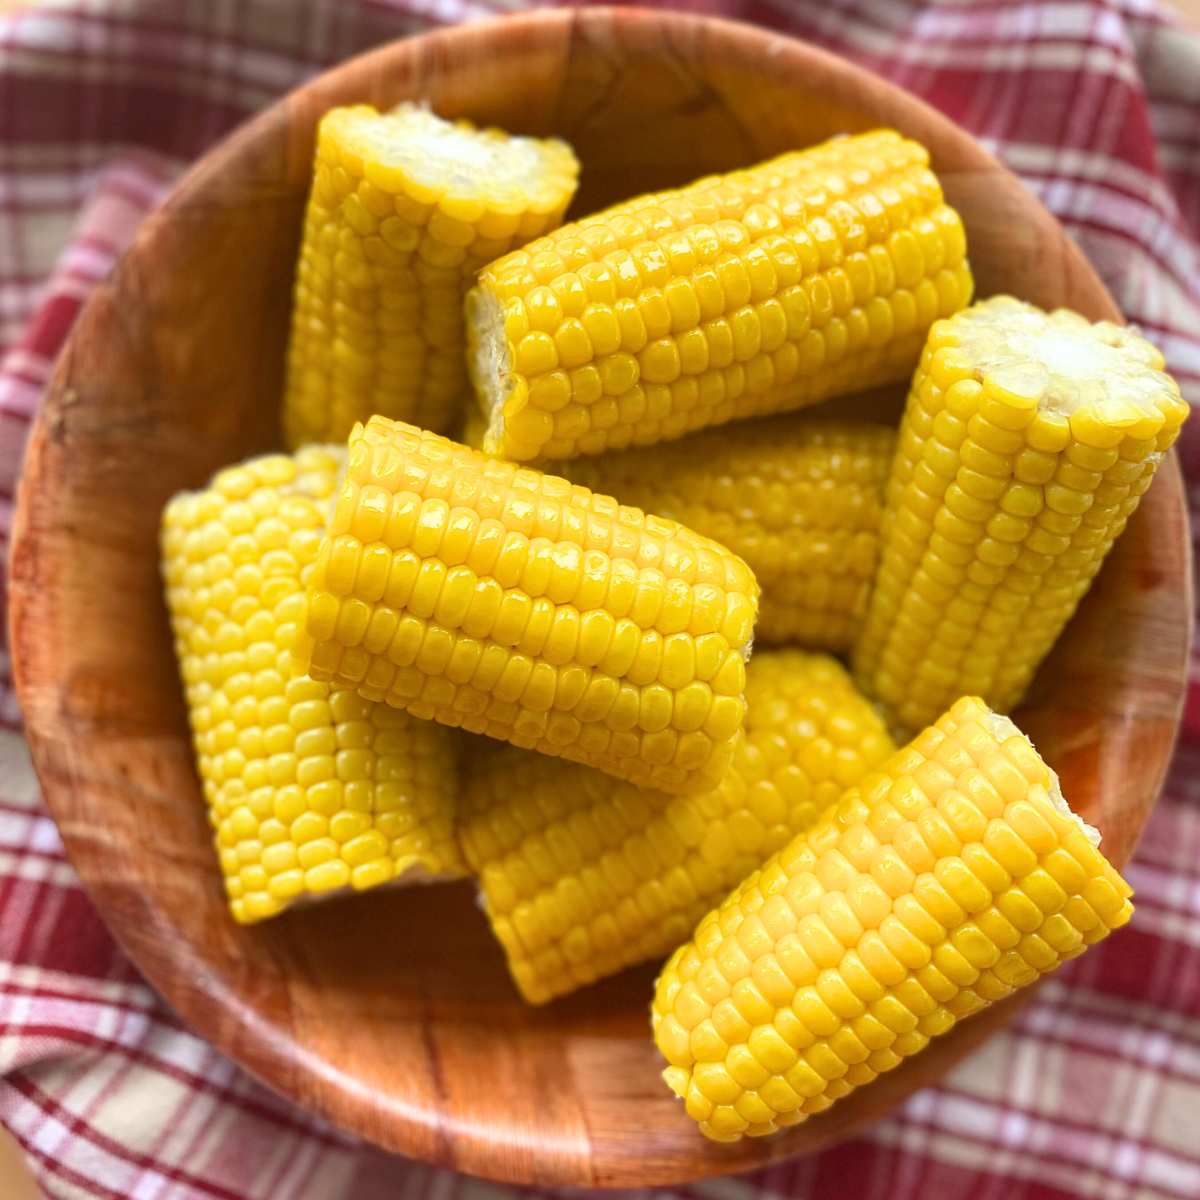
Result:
[513, 353, 885, 461]
[530, 344, 920, 460]
[426, 663, 722, 745]
[496, 233, 908, 342]
[313, 587, 750, 712]
[350, 424, 752, 587]
[488, 132, 929, 295]
[502, 211, 958, 351]
[501, 234, 964, 395]
[500, 268, 965, 436]
[315, 545, 753, 668]
[312, 656, 744, 789]
[455, 700, 738, 795]
[746, 528, 878, 583]
[286, 202, 464, 437]
[328, 484, 751, 603]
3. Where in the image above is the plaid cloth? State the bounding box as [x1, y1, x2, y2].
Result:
[1, 0, 1199, 1197]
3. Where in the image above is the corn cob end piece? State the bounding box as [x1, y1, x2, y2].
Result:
[854, 295, 1189, 736]
[467, 129, 973, 461]
[469, 285, 516, 457]
[284, 103, 579, 449]
[162, 445, 466, 924]
[652, 695, 1132, 1141]
[298, 416, 758, 796]
[947, 296, 1185, 425]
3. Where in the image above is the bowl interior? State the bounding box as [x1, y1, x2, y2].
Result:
[9, 8, 1191, 1188]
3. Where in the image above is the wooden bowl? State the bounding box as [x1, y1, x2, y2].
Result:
[9, 7, 1192, 1188]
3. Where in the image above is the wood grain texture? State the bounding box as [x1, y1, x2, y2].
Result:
[8, 7, 1193, 1188]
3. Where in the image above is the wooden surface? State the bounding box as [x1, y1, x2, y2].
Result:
[8, 7, 1193, 1189]
[1172, 0, 1200, 27]
[0, 1130, 41, 1200]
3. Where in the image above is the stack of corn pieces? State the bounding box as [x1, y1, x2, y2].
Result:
[160, 103, 1188, 1143]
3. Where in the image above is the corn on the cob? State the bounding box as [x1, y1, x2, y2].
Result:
[466, 129, 973, 462]
[161, 445, 465, 923]
[283, 104, 579, 449]
[853, 296, 1189, 736]
[652, 695, 1132, 1142]
[460, 650, 894, 1004]
[296, 416, 759, 794]
[564, 418, 896, 649]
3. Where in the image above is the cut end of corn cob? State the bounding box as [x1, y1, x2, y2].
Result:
[328, 104, 578, 216]
[466, 129, 973, 461]
[562, 417, 897, 649]
[297, 416, 759, 795]
[854, 295, 1188, 736]
[283, 103, 579, 449]
[460, 650, 895, 1004]
[651, 695, 1132, 1142]
[947, 296, 1182, 423]
[161, 445, 466, 924]
[984, 710, 1100, 847]
[471, 285, 512, 448]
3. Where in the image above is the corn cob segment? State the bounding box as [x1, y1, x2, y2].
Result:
[297, 417, 759, 794]
[283, 104, 579, 449]
[853, 295, 1189, 736]
[161, 445, 465, 924]
[466, 129, 973, 461]
[564, 418, 896, 649]
[460, 650, 895, 1004]
[652, 695, 1133, 1142]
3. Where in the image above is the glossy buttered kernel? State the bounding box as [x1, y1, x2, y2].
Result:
[161, 445, 465, 923]
[565, 417, 896, 649]
[283, 104, 579, 449]
[297, 417, 759, 794]
[460, 650, 895, 1004]
[651, 696, 1133, 1141]
[853, 295, 1190, 735]
[467, 129, 973, 461]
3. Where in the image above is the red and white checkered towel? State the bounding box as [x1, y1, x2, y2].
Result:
[1, 2, 1198, 1197]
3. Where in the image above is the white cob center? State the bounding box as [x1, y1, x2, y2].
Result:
[956, 298, 1168, 418]
[364, 103, 553, 196]
[471, 287, 511, 442]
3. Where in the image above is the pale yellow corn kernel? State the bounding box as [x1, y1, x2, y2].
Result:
[467, 130, 972, 460]
[854, 295, 1189, 735]
[283, 104, 579, 449]
[565, 417, 895, 649]
[460, 650, 894, 1003]
[652, 696, 1133, 1140]
[297, 417, 759, 794]
[162, 444, 466, 924]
